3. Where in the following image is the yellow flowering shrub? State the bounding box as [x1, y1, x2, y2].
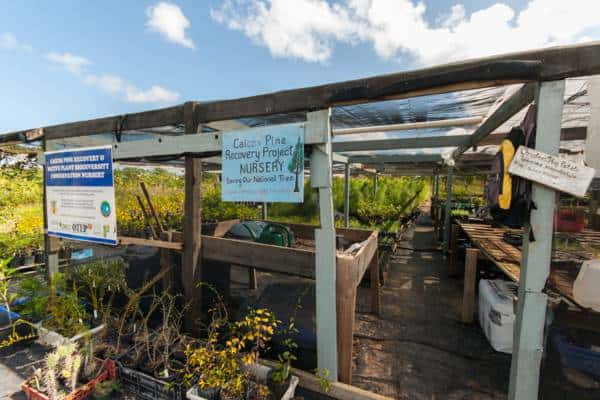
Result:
[184, 308, 278, 398]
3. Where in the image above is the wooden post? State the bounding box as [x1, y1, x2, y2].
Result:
[160, 231, 175, 292]
[443, 166, 454, 253]
[462, 248, 479, 323]
[309, 109, 338, 381]
[182, 101, 203, 333]
[370, 251, 380, 316]
[343, 163, 350, 228]
[509, 80, 565, 400]
[42, 137, 60, 278]
[336, 262, 356, 384]
[449, 224, 459, 276]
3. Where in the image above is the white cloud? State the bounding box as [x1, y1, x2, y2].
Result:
[125, 84, 180, 103]
[46, 52, 91, 74]
[47, 50, 179, 104]
[211, 0, 600, 65]
[147, 2, 195, 49]
[84, 74, 125, 94]
[0, 32, 33, 53]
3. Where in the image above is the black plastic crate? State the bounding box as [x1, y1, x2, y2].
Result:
[116, 360, 185, 400]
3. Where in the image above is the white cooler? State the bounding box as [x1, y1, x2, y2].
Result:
[478, 279, 518, 354]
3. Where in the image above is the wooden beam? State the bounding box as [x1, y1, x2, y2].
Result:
[5, 42, 600, 144]
[197, 60, 543, 122]
[348, 153, 442, 164]
[1, 105, 183, 143]
[201, 236, 315, 278]
[119, 236, 183, 250]
[182, 101, 203, 333]
[334, 134, 471, 152]
[333, 116, 482, 136]
[453, 83, 537, 158]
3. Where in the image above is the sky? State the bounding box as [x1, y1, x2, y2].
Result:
[1, 0, 599, 133]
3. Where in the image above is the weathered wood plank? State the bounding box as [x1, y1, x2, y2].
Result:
[2, 105, 183, 143]
[201, 236, 315, 278]
[119, 236, 183, 250]
[336, 257, 357, 385]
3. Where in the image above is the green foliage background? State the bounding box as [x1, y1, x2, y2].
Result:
[0, 166, 430, 256]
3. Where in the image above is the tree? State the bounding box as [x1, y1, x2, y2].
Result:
[288, 138, 304, 193]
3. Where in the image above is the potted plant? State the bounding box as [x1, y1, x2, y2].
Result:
[185, 307, 298, 400]
[21, 342, 116, 400]
[114, 291, 189, 399]
[14, 273, 103, 346]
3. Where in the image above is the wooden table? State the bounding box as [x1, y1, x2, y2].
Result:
[452, 221, 600, 323]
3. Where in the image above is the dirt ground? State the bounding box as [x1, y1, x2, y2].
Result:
[351, 214, 512, 399]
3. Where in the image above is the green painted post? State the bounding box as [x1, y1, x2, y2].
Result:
[443, 166, 454, 254]
[509, 80, 565, 400]
[344, 164, 350, 227]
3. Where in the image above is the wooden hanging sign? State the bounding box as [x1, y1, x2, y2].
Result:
[508, 146, 596, 198]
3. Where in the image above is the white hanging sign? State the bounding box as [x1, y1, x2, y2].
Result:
[508, 146, 596, 198]
[221, 124, 304, 203]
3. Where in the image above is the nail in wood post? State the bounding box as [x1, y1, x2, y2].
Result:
[509, 80, 565, 400]
[343, 163, 350, 228]
[449, 224, 459, 276]
[462, 248, 479, 323]
[183, 101, 203, 333]
[309, 109, 338, 381]
[443, 166, 454, 253]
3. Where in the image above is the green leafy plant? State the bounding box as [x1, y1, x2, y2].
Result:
[184, 303, 279, 399]
[68, 258, 127, 322]
[314, 368, 332, 393]
[0, 257, 17, 325]
[15, 273, 89, 338]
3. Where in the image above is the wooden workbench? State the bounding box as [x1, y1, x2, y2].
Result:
[452, 221, 600, 322]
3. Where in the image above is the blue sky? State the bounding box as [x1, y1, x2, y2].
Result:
[1, 0, 598, 133]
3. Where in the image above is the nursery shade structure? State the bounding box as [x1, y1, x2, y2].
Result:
[2, 41, 600, 400]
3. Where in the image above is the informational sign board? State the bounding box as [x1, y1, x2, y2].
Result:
[45, 146, 117, 245]
[222, 124, 304, 203]
[508, 146, 596, 198]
